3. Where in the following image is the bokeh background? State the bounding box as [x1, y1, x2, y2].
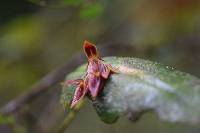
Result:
[0, 0, 200, 132]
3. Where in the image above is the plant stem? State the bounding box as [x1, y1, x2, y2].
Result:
[57, 99, 85, 133]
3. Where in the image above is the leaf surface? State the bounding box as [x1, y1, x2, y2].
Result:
[61, 57, 200, 124]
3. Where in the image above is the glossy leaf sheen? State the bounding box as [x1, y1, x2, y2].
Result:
[61, 57, 200, 124]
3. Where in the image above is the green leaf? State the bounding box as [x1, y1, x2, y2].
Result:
[61, 57, 200, 124]
[79, 3, 103, 19]
[0, 114, 15, 125]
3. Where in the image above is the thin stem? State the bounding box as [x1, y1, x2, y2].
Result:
[57, 99, 85, 133]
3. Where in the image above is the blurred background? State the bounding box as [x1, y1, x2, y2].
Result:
[0, 0, 200, 132]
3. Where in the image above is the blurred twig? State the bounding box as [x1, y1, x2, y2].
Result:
[0, 43, 135, 115]
[0, 52, 84, 115]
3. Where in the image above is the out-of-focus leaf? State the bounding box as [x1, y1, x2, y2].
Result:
[0, 114, 27, 133]
[61, 57, 200, 124]
[0, 115, 15, 125]
[0, 17, 44, 55]
[79, 3, 103, 19]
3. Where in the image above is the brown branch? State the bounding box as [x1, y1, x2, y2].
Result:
[0, 53, 84, 115]
[0, 43, 135, 115]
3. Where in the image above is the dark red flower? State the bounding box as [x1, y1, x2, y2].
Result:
[66, 41, 115, 108]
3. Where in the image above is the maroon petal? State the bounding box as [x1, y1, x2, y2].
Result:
[66, 79, 83, 85]
[70, 84, 86, 108]
[83, 40, 98, 59]
[88, 74, 101, 98]
[87, 60, 100, 75]
[100, 63, 110, 79]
